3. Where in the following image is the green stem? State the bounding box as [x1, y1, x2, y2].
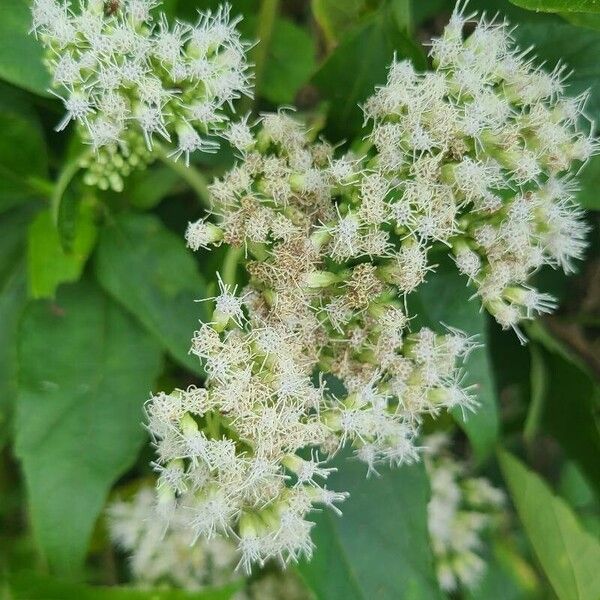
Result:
[51, 156, 85, 223]
[26, 176, 54, 198]
[524, 343, 547, 444]
[240, 0, 280, 113]
[222, 245, 243, 287]
[155, 144, 211, 207]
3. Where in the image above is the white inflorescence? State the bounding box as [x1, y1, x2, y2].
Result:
[362, 3, 595, 341]
[150, 111, 478, 573]
[32, 0, 251, 191]
[142, 4, 592, 576]
[107, 485, 239, 590]
[424, 433, 505, 592]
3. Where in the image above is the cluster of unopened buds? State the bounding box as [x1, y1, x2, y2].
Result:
[424, 433, 505, 592]
[32, 0, 251, 190]
[35, 0, 593, 577]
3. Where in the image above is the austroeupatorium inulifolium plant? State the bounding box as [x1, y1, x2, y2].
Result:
[31, 0, 251, 191]
[35, 0, 595, 579]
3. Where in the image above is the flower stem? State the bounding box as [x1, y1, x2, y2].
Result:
[155, 145, 211, 208]
[51, 156, 85, 223]
[223, 245, 243, 287]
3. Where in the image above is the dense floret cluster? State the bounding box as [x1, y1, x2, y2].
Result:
[362, 5, 594, 339]
[32, 0, 251, 190]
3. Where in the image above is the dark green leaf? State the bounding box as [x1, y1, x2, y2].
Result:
[389, 0, 412, 31]
[298, 457, 442, 600]
[6, 571, 241, 600]
[127, 166, 180, 210]
[0, 0, 52, 96]
[260, 18, 317, 105]
[409, 258, 499, 462]
[511, 21, 600, 123]
[27, 205, 98, 299]
[510, 0, 600, 12]
[15, 281, 162, 575]
[411, 0, 453, 25]
[0, 83, 49, 213]
[576, 154, 600, 209]
[466, 539, 543, 600]
[313, 5, 427, 142]
[527, 322, 600, 495]
[498, 450, 600, 600]
[311, 0, 367, 46]
[95, 213, 207, 376]
[561, 12, 600, 29]
[0, 208, 31, 445]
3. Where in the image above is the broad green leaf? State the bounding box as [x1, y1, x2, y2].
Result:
[260, 18, 317, 105]
[298, 457, 442, 600]
[498, 450, 600, 600]
[0, 83, 49, 213]
[27, 205, 98, 299]
[409, 257, 499, 462]
[389, 0, 412, 31]
[15, 281, 162, 575]
[561, 12, 600, 29]
[575, 154, 600, 209]
[95, 213, 207, 375]
[313, 4, 427, 142]
[311, 0, 366, 46]
[510, 0, 600, 12]
[511, 21, 600, 123]
[0, 208, 31, 445]
[127, 166, 180, 210]
[6, 571, 241, 600]
[0, 0, 52, 96]
[239, 16, 316, 105]
[411, 0, 452, 25]
[527, 323, 600, 495]
[467, 539, 543, 600]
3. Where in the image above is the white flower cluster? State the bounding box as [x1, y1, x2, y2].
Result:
[362, 4, 594, 340]
[143, 4, 592, 576]
[146, 113, 477, 573]
[424, 433, 505, 592]
[32, 0, 251, 190]
[107, 485, 312, 597]
[107, 485, 238, 590]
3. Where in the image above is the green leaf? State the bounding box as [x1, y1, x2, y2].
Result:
[311, 0, 367, 46]
[313, 4, 427, 141]
[467, 539, 543, 600]
[95, 213, 207, 376]
[0, 0, 52, 96]
[498, 450, 600, 600]
[127, 166, 180, 210]
[15, 280, 162, 576]
[409, 257, 499, 462]
[298, 457, 442, 600]
[510, 0, 600, 12]
[511, 21, 600, 123]
[561, 12, 600, 29]
[260, 17, 317, 105]
[0, 83, 49, 213]
[575, 154, 600, 209]
[527, 323, 600, 496]
[238, 15, 316, 105]
[389, 0, 412, 31]
[27, 205, 98, 299]
[6, 571, 241, 600]
[0, 208, 31, 445]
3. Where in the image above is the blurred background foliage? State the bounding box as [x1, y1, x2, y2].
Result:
[0, 0, 599, 598]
